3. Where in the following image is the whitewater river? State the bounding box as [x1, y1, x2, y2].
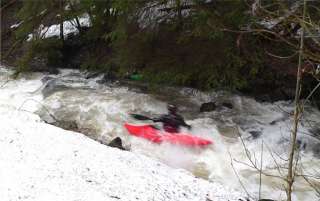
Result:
[0, 66, 319, 201]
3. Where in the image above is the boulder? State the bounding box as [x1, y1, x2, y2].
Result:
[97, 71, 117, 84]
[258, 199, 275, 201]
[200, 102, 217, 112]
[312, 143, 320, 158]
[221, 102, 233, 109]
[52, 120, 78, 131]
[108, 137, 126, 150]
[249, 131, 262, 139]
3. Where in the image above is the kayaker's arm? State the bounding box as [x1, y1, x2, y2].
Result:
[152, 116, 165, 123]
[176, 115, 192, 130]
[181, 121, 192, 130]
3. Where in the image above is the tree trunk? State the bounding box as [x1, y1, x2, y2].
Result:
[68, 1, 82, 33]
[176, 0, 182, 30]
[59, 0, 64, 41]
[74, 16, 81, 33]
[252, 0, 260, 16]
[286, 1, 307, 200]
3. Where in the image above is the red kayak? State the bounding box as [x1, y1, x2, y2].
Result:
[124, 123, 213, 147]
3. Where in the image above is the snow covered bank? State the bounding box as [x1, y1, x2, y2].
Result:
[27, 14, 91, 41]
[0, 108, 244, 201]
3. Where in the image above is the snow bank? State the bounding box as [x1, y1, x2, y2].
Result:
[27, 14, 91, 41]
[0, 107, 244, 201]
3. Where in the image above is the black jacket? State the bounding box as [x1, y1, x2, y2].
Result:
[153, 113, 191, 133]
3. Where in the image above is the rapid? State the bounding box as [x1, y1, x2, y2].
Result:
[0, 66, 319, 201]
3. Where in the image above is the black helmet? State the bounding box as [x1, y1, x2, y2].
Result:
[167, 104, 177, 113]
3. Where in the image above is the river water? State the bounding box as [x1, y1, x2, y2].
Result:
[0, 66, 319, 201]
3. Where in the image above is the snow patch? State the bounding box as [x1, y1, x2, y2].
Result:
[27, 14, 91, 41]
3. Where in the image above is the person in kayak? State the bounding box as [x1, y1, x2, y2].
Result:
[153, 104, 192, 133]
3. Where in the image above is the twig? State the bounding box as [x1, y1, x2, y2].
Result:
[265, 143, 284, 177]
[286, 1, 307, 200]
[265, 50, 298, 59]
[18, 98, 58, 122]
[228, 150, 254, 200]
[302, 81, 320, 107]
[302, 175, 320, 197]
[259, 140, 263, 200]
[0, 79, 10, 88]
[235, 126, 284, 180]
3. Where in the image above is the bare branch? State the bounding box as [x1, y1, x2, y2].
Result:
[302, 81, 320, 107]
[18, 98, 58, 122]
[259, 140, 263, 200]
[265, 49, 298, 59]
[302, 175, 320, 197]
[228, 150, 255, 200]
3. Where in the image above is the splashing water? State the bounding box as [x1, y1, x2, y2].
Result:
[1, 66, 319, 201]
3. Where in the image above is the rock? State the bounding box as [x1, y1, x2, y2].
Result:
[217, 125, 239, 139]
[41, 76, 54, 84]
[297, 139, 307, 150]
[309, 127, 320, 140]
[269, 113, 290, 125]
[41, 79, 68, 98]
[238, 198, 251, 201]
[280, 87, 295, 100]
[221, 102, 233, 109]
[97, 72, 117, 84]
[200, 102, 216, 112]
[85, 71, 101, 79]
[269, 120, 277, 125]
[108, 137, 126, 150]
[312, 143, 320, 158]
[258, 199, 275, 201]
[52, 120, 78, 131]
[249, 130, 262, 139]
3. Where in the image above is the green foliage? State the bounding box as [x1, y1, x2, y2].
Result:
[12, 0, 264, 91]
[16, 38, 63, 74]
[15, 1, 48, 39]
[80, 59, 113, 72]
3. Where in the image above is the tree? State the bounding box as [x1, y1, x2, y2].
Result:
[230, 1, 320, 200]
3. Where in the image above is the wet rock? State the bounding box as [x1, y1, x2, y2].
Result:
[41, 79, 68, 98]
[217, 125, 239, 139]
[200, 102, 216, 112]
[221, 102, 233, 109]
[85, 71, 101, 79]
[108, 137, 126, 150]
[238, 198, 251, 201]
[269, 120, 277, 125]
[312, 143, 320, 158]
[309, 127, 320, 140]
[280, 87, 295, 100]
[249, 130, 262, 139]
[269, 113, 290, 125]
[193, 162, 210, 179]
[41, 76, 54, 84]
[52, 120, 78, 131]
[97, 72, 117, 84]
[297, 139, 307, 150]
[258, 199, 275, 201]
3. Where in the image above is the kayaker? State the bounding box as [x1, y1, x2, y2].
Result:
[153, 104, 192, 133]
